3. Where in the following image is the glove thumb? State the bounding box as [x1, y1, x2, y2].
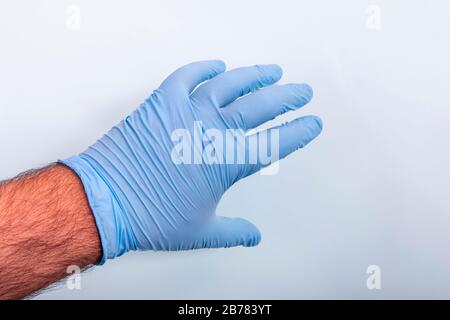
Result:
[199, 216, 261, 248]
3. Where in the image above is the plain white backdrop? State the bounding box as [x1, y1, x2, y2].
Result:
[1, 0, 450, 299]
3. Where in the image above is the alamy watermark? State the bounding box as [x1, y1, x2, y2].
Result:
[66, 4, 81, 31]
[365, 5, 382, 31]
[170, 121, 280, 173]
[366, 265, 381, 290]
[66, 265, 81, 290]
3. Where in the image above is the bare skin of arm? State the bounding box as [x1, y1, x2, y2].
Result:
[0, 164, 101, 299]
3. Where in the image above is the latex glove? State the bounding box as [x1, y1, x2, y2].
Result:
[60, 60, 322, 264]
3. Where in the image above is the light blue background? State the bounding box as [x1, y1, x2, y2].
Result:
[1, 0, 449, 299]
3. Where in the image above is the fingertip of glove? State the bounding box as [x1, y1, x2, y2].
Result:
[270, 64, 284, 81]
[287, 83, 314, 104]
[301, 83, 314, 101]
[210, 59, 226, 73]
[271, 64, 284, 80]
[311, 115, 323, 132]
[254, 64, 283, 84]
[244, 232, 262, 247]
[240, 219, 261, 247]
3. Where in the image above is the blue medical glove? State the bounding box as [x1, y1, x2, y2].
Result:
[60, 60, 323, 264]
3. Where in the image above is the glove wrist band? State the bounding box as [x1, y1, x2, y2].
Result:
[59, 156, 131, 264]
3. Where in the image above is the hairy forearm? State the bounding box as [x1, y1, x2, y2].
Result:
[0, 164, 101, 299]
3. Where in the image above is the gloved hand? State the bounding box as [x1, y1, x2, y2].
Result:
[60, 60, 323, 264]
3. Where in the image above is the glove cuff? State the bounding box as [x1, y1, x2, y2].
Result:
[58, 156, 134, 264]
